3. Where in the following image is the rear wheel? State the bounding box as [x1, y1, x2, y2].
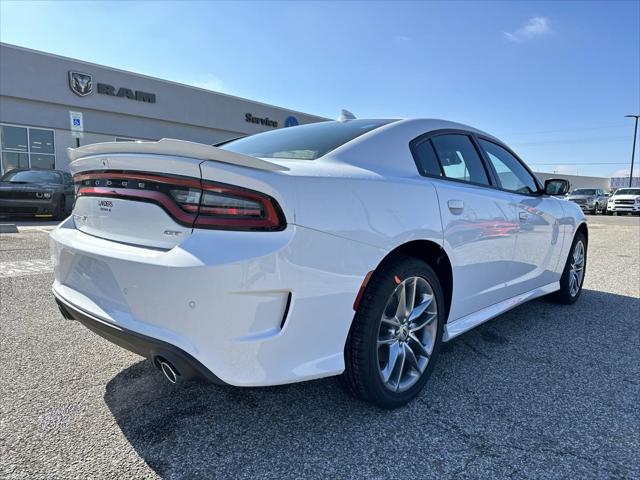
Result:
[339, 256, 444, 409]
[549, 231, 587, 304]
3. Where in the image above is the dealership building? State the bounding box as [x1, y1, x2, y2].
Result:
[0, 43, 326, 175]
[1, 43, 633, 190]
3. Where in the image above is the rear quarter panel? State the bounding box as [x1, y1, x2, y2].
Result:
[290, 172, 443, 262]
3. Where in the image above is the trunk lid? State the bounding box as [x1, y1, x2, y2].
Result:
[68, 139, 288, 249]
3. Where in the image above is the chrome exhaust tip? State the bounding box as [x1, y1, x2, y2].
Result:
[158, 359, 178, 384]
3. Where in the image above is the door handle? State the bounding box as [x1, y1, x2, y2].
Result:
[447, 199, 464, 212]
[519, 211, 530, 221]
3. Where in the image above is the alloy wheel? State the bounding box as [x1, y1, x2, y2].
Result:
[569, 240, 585, 297]
[376, 276, 438, 392]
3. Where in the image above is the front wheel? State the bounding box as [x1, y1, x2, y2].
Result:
[339, 256, 444, 409]
[549, 231, 587, 304]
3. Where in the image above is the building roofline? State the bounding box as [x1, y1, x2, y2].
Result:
[533, 171, 610, 181]
[0, 42, 329, 120]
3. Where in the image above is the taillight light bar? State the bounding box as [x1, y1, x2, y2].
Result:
[75, 171, 286, 231]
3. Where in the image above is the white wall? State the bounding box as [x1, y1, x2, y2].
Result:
[535, 171, 611, 192]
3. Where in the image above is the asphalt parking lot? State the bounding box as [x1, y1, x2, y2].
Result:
[1, 215, 639, 479]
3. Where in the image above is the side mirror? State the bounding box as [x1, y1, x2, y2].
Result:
[544, 179, 570, 196]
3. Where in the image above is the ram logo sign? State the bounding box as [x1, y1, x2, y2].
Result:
[67, 71, 156, 103]
[97, 83, 156, 103]
[69, 71, 93, 97]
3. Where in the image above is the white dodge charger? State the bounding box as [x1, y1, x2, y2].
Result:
[50, 118, 587, 408]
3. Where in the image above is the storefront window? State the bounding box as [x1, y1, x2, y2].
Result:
[1, 126, 28, 152]
[0, 125, 55, 174]
[29, 129, 55, 154]
[30, 153, 56, 169]
[1, 152, 29, 172]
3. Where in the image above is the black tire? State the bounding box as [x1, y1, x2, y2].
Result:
[338, 255, 445, 409]
[53, 195, 66, 220]
[548, 230, 587, 304]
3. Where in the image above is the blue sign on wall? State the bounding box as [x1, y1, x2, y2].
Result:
[284, 116, 299, 128]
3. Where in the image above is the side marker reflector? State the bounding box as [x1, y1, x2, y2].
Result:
[353, 270, 374, 311]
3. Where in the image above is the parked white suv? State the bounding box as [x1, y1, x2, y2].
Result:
[606, 188, 640, 215]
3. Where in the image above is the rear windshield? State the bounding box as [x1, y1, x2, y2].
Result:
[571, 189, 597, 195]
[220, 119, 394, 160]
[1, 170, 62, 184]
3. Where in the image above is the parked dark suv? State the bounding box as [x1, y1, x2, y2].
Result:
[0, 169, 75, 219]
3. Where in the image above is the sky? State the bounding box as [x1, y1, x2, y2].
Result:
[1, 0, 638, 178]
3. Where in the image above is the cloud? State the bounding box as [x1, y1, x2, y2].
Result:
[505, 16, 551, 42]
[611, 167, 640, 177]
[394, 35, 410, 43]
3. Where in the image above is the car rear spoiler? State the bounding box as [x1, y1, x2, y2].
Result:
[67, 138, 288, 172]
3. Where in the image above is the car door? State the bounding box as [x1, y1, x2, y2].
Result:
[412, 132, 519, 322]
[477, 138, 565, 296]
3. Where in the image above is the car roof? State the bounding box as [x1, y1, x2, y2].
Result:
[323, 118, 504, 175]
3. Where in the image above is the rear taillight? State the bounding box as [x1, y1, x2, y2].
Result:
[194, 182, 284, 230]
[75, 171, 286, 231]
[169, 189, 201, 213]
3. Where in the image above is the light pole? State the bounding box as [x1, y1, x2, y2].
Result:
[625, 115, 640, 188]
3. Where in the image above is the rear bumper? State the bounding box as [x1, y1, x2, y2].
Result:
[55, 294, 226, 384]
[49, 217, 385, 386]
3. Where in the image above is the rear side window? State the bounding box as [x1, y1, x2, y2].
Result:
[430, 135, 489, 185]
[220, 119, 394, 160]
[413, 140, 442, 177]
[478, 139, 538, 195]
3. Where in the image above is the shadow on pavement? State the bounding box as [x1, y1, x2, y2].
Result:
[104, 289, 639, 479]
